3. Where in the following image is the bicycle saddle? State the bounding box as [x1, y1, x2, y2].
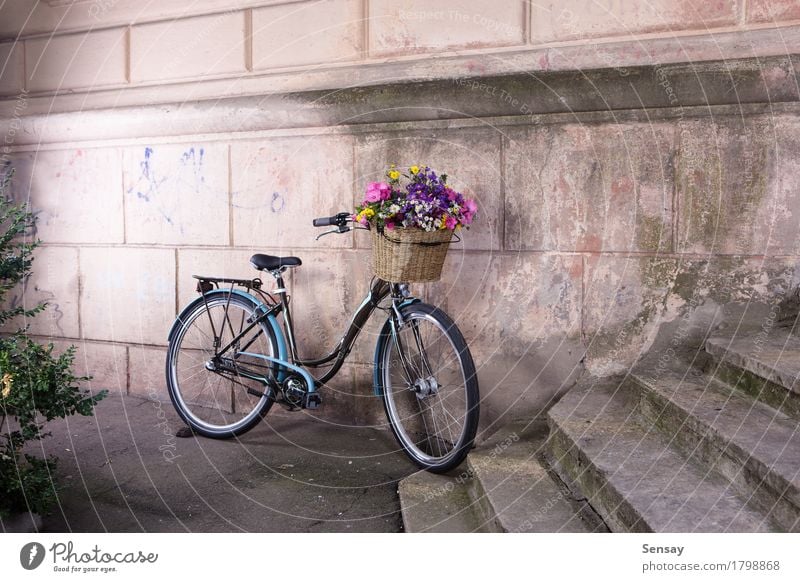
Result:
[249, 254, 302, 271]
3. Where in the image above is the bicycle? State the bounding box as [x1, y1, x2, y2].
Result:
[165, 212, 479, 472]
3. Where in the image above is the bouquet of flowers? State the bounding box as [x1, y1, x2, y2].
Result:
[354, 165, 477, 232]
[355, 165, 478, 282]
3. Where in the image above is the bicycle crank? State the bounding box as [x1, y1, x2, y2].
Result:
[279, 374, 322, 410]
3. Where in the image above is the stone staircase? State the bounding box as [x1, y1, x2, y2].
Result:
[398, 420, 606, 532]
[398, 327, 800, 532]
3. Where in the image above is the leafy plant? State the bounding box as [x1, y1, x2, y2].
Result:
[0, 169, 106, 519]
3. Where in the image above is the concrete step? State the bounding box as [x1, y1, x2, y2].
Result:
[466, 421, 604, 533]
[547, 376, 778, 532]
[629, 360, 800, 531]
[398, 470, 488, 533]
[706, 329, 800, 418]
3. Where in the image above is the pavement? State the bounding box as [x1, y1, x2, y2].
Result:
[26, 393, 419, 532]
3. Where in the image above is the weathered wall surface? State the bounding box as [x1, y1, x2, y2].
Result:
[2, 1, 800, 432]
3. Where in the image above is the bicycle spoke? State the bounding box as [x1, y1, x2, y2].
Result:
[382, 305, 477, 471]
[168, 295, 276, 435]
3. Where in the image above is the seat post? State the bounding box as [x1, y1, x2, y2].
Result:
[271, 269, 298, 361]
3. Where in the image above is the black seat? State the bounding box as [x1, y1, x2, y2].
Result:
[250, 254, 302, 271]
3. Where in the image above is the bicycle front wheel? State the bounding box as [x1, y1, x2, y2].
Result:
[166, 292, 279, 438]
[377, 302, 479, 473]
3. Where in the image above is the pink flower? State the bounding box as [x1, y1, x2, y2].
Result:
[365, 181, 391, 203]
[445, 215, 457, 230]
[385, 221, 395, 230]
[445, 187, 458, 201]
[460, 199, 477, 225]
[358, 216, 369, 226]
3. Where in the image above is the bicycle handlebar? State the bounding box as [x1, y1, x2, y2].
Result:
[312, 212, 351, 228]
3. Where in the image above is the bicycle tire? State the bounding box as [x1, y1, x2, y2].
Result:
[166, 292, 279, 438]
[376, 302, 479, 473]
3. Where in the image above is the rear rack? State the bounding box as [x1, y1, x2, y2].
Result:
[193, 275, 279, 307]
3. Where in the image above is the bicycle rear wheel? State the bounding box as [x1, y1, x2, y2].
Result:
[166, 292, 279, 438]
[377, 302, 479, 473]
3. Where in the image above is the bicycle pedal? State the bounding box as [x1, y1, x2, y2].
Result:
[303, 393, 322, 410]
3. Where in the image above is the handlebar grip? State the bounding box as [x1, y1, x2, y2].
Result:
[313, 212, 351, 227]
[313, 216, 335, 227]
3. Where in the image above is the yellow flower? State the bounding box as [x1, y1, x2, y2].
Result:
[409, 165, 420, 175]
[1, 373, 12, 398]
[387, 170, 400, 181]
[363, 208, 375, 218]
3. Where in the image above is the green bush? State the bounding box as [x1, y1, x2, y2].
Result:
[0, 169, 106, 519]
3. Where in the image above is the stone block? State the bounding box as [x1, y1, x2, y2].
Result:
[128, 344, 169, 401]
[123, 143, 229, 246]
[289, 249, 371, 362]
[420, 251, 584, 425]
[676, 115, 800, 255]
[73, 340, 128, 395]
[80, 247, 176, 345]
[583, 255, 678, 375]
[747, 1, 800, 23]
[231, 136, 354, 250]
[430, 251, 583, 356]
[9, 148, 124, 244]
[763, 116, 800, 256]
[0, 0, 257, 39]
[531, 1, 739, 44]
[0, 42, 23, 96]
[369, 0, 525, 55]
[177, 248, 279, 307]
[355, 129, 502, 251]
[130, 11, 246, 83]
[505, 123, 674, 253]
[583, 255, 799, 374]
[47, 339, 127, 396]
[252, 0, 363, 69]
[26, 28, 127, 92]
[474, 345, 584, 428]
[10, 246, 80, 339]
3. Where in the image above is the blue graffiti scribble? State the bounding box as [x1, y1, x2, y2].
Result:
[179, 146, 206, 191]
[127, 146, 211, 228]
[128, 147, 173, 225]
[271, 191, 285, 213]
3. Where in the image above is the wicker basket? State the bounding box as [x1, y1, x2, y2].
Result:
[371, 227, 453, 282]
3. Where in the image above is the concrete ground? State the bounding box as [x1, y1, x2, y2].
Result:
[31, 393, 419, 532]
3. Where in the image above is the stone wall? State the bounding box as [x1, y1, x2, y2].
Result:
[2, 1, 800, 432]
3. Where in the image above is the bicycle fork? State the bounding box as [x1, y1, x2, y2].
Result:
[389, 304, 439, 399]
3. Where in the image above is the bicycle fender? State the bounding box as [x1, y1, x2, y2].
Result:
[372, 298, 420, 397]
[168, 290, 288, 379]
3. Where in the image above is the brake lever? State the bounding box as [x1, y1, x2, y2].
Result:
[316, 226, 351, 240]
